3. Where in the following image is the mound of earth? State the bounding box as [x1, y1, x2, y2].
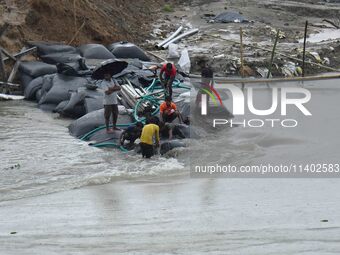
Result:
[0, 0, 164, 52]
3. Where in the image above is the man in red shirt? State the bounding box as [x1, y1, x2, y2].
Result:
[160, 96, 181, 123]
[159, 62, 176, 98]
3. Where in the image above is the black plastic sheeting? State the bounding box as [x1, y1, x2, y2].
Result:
[88, 129, 123, 144]
[78, 44, 115, 59]
[20, 73, 34, 90]
[160, 140, 186, 155]
[54, 100, 86, 118]
[213, 12, 248, 23]
[39, 103, 58, 112]
[123, 69, 156, 88]
[40, 74, 55, 98]
[107, 42, 150, 61]
[53, 88, 104, 118]
[40, 53, 83, 65]
[35, 89, 42, 102]
[56, 63, 79, 76]
[24, 76, 43, 100]
[39, 74, 88, 105]
[84, 97, 103, 113]
[54, 91, 87, 118]
[27, 42, 78, 56]
[68, 109, 133, 138]
[19, 61, 57, 78]
[91, 59, 128, 80]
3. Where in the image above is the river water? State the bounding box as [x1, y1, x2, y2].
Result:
[0, 100, 186, 202]
[1, 79, 340, 254]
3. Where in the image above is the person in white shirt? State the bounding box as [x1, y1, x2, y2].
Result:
[100, 73, 121, 133]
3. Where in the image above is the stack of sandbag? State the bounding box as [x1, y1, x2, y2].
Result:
[78, 44, 115, 60]
[107, 41, 150, 61]
[24, 74, 54, 101]
[28, 42, 83, 65]
[38, 74, 89, 112]
[68, 107, 132, 138]
[19, 61, 57, 90]
[54, 87, 104, 118]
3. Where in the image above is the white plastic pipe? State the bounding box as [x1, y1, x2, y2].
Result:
[156, 26, 183, 49]
[162, 29, 199, 49]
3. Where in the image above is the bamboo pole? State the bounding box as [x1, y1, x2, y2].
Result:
[191, 73, 340, 85]
[322, 19, 339, 29]
[73, 0, 77, 35]
[302, 21, 308, 77]
[7, 61, 20, 83]
[240, 27, 244, 78]
[68, 20, 86, 45]
[0, 49, 6, 81]
[267, 29, 280, 78]
[211, 35, 339, 72]
[146, 50, 167, 62]
[2, 47, 37, 62]
[1, 48, 16, 61]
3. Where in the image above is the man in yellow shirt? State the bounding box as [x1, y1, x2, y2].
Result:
[140, 117, 160, 158]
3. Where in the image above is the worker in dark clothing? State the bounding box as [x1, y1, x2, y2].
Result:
[120, 122, 144, 148]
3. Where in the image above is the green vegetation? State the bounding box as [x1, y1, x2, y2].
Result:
[163, 4, 174, 12]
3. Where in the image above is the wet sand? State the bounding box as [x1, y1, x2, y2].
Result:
[1, 177, 340, 254]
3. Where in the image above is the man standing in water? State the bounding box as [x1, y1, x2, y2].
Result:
[159, 62, 177, 98]
[100, 73, 121, 133]
[196, 64, 214, 107]
[140, 117, 160, 159]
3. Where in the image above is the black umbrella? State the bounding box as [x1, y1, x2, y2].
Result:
[91, 59, 128, 80]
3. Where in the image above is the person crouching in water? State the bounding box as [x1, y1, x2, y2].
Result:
[100, 73, 121, 133]
[140, 117, 160, 159]
[120, 122, 144, 149]
[160, 96, 182, 123]
[159, 62, 176, 98]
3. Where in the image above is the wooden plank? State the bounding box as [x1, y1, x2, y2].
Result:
[239, 28, 244, 78]
[68, 20, 86, 45]
[146, 50, 166, 62]
[322, 19, 340, 29]
[0, 50, 6, 80]
[302, 21, 308, 77]
[1, 48, 16, 61]
[7, 60, 20, 83]
[268, 29, 280, 78]
[0, 81, 20, 87]
[2, 47, 37, 62]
